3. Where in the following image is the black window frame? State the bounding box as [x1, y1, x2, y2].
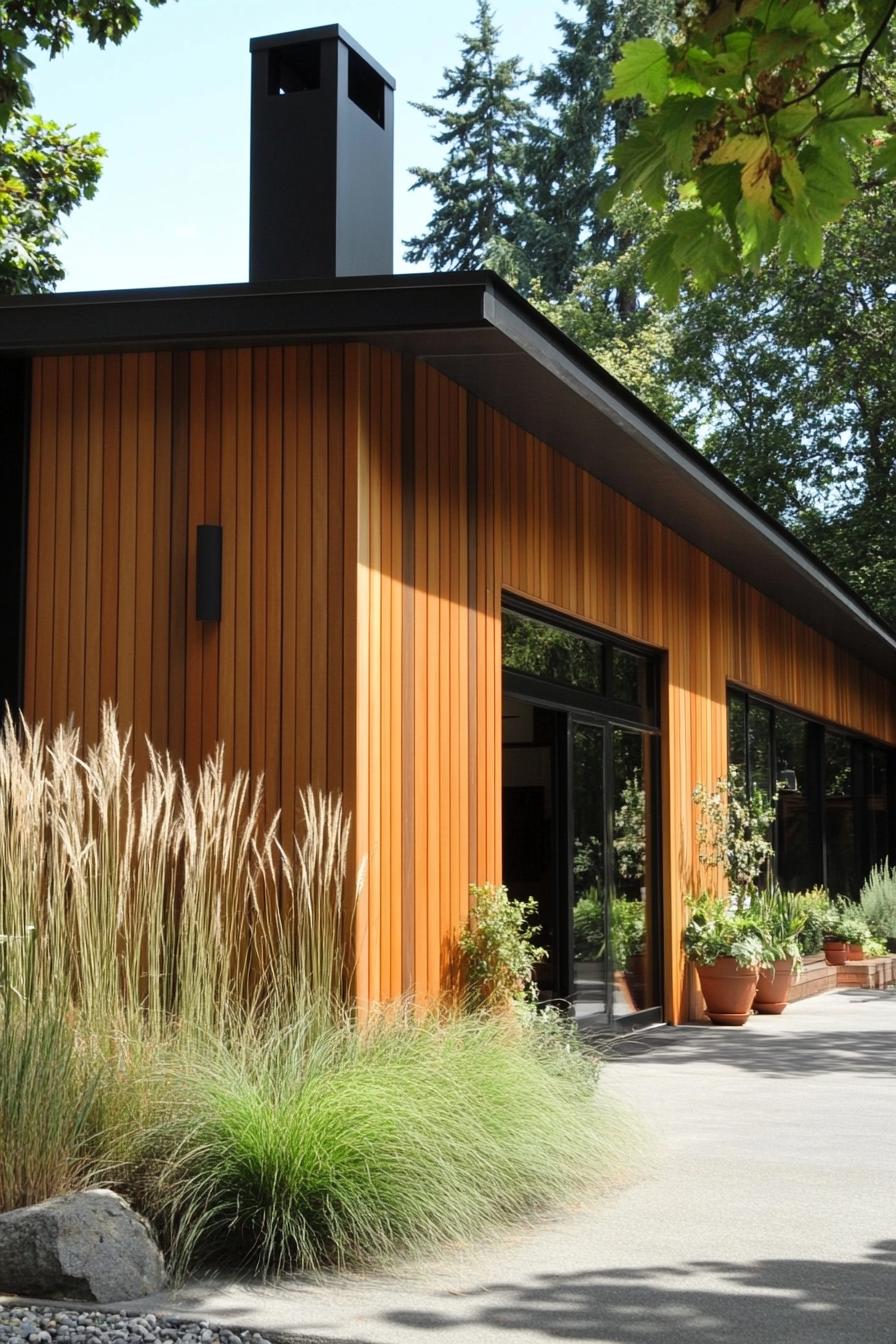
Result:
[502, 595, 660, 732]
[501, 597, 664, 1030]
[727, 684, 896, 897]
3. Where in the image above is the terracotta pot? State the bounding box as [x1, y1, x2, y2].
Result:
[847, 943, 865, 961]
[824, 938, 848, 966]
[755, 957, 795, 1015]
[695, 956, 759, 1026]
[624, 951, 646, 1010]
[613, 968, 638, 1013]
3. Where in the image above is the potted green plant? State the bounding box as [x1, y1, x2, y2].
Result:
[752, 887, 806, 1014]
[795, 886, 832, 956]
[822, 900, 850, 965]
[839, 906, 872, 960]
[609, 896, 647, 1009]
[683, 894, 770, 1025]
[685, 768, 777, 1025]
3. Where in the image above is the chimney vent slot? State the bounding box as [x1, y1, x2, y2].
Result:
[347, 48, 385, 126]
[268, 41, 321, 96]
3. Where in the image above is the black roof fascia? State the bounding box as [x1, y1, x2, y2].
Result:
[0, 274, 487, 353]
[1, 269, 894, 677]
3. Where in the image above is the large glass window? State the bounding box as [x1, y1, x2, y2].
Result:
[727, 688, 893, 898]
[502, 609, 604, 696]
[866, 747, 890, 871]
[825, 733, 858, 898]
[611, 648, 648, 706]
[775, 710, 816, 892]
[748, 701, 772, 799]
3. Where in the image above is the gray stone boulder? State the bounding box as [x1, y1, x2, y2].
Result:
[0, 1188, 166, 1302]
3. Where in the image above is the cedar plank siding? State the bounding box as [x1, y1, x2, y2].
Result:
[24, 346, 357, 816]
[356, 356, 896, 1023]
[24, 346, 896, 1024]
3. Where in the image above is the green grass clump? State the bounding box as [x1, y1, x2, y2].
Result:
[134, 1007, 622, 1277]
[0, 706, 627, 1277]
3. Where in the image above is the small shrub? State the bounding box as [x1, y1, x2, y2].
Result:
[135, 1008, 621, 1276]
[459, 883, 547, 1008]
[692, 766, 777, 908]
[792, 887, 832, 954]
[609, 897, 646, 970]
[830, 902, 871, 947]
[860, 860, 896, 940]
[573, 891, 604, 960]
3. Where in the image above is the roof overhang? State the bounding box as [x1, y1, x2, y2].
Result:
[2, 270, 895, 678]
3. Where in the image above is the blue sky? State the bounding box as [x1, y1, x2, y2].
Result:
[27, 0, 565, 291]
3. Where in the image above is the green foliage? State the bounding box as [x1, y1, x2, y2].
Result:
[860, 859, 896, 938]
[791, 886, 834, 954]
[573, 890, 604, 960]
[0, 963, 105, 1212]
[752, 885, 807, 967]
[0, 712, 622, 1275]
[682, 892, 771, 968]
[403, 0, 531, 269]
[603, 0, 896, 299]
[502, 606, 603, 689]
[609, 896, 646, 968]
[408, 0, 675, 314]
[656, 164, 896, 623]
[614, 773, 646, 880]
[831, 901, 873, 946]
[0, 1, 170, 128]
[459, 883, 547, 1006]
[692, 766, 777, 908]
[134, 1008, 619, 1276]
[0, 1, 170, 293]
[0, 113, 103, 294]
[0, 707, 358, 1213]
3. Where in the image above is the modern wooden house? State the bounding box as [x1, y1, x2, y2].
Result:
[1, 25, 894, 1027]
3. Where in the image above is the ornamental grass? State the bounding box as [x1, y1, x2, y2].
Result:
[0, 707, 625, 1275]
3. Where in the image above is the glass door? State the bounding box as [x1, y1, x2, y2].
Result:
[501, 601, 663, 1028]
[571, 720, 609, 1024]
[610, 728, 658, 1022]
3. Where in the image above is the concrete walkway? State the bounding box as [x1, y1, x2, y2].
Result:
[16, 990, 896, 1342]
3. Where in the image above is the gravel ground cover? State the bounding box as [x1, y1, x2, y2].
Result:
[0, 1309, 287, 1344]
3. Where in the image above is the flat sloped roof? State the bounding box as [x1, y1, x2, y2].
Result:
[1, 268, 894, 677]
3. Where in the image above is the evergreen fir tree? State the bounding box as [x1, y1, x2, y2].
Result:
[403, 0, 531, 270]
[519, 0, 674, 306]
[518, 0, 615, 299]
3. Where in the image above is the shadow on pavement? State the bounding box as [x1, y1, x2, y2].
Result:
[382, 1239, 896, 1343]
[601, 992, 896, 1079]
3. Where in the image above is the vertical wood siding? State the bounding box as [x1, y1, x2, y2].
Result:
[24, 347, 357, 840]
[355, 357, 896, 1021]
[25, 345, 896, 1022]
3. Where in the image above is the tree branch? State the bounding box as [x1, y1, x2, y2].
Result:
[780, 0, 896, 110]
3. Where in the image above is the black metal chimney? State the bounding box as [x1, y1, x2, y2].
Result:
[249, 24, 395, 282]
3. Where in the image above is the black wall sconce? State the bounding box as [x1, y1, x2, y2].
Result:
[196, 524, 222, 622]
